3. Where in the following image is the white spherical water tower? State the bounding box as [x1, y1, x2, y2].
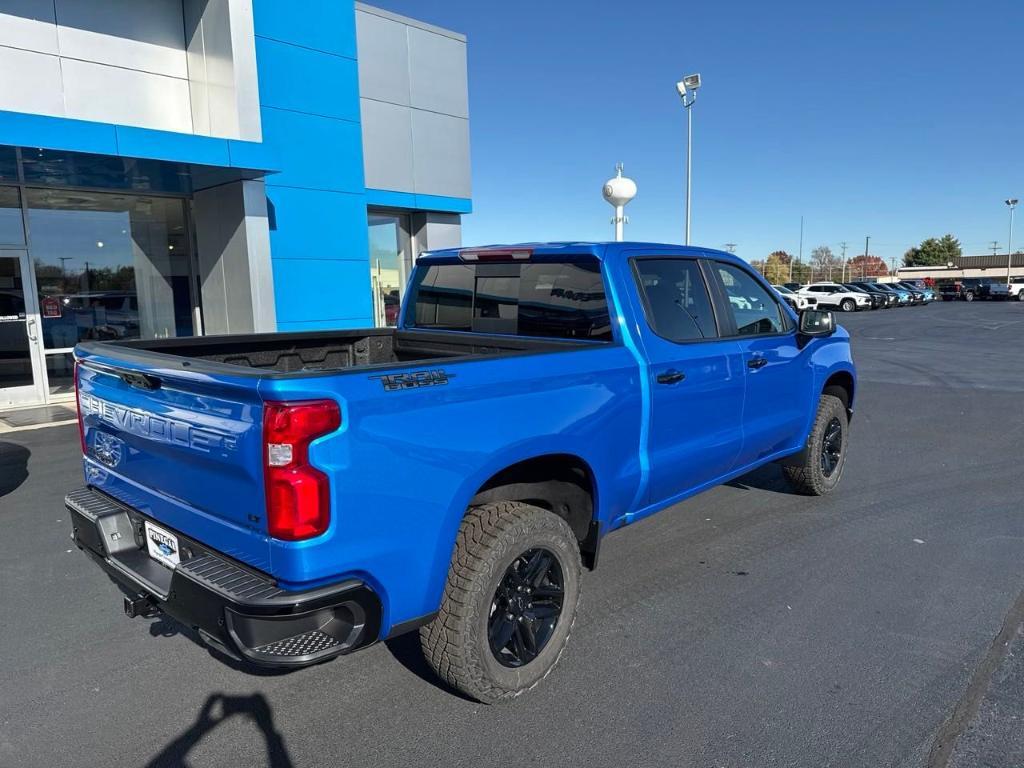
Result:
[603, 164, 637, 242]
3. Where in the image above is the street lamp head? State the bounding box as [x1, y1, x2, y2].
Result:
[1006, 198, 1019, 208]
[676, 73, 701, 99]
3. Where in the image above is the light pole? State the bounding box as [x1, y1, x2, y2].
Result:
[863, 236, 871, 279]
[676, 73, 701, 245]
[1006, 199, 1018, 285]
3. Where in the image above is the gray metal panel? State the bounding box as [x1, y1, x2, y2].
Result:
[55, 0, 188, 79]
[61, 58, 193, 133]
[361, 98, 415, 193]
[413, 212, 462, 253]
[408, 27, 468, 119]
[355, 9, 410, 107]
[0, 0, 58, 53]
[412, 110, 471, 199]
[354, 3, 465, 42]
[0, 46, 64, 117]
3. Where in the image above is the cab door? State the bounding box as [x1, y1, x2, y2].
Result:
[629, 257, 746, 506]
[707, 260, 812, 466]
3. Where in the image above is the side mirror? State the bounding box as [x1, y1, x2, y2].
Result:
[799, 309, 836, 337]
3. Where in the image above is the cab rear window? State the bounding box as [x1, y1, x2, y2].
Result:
[410, 259, 612, 341]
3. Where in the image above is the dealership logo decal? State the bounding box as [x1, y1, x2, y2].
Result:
[148, 528, 178, 559]
[79, 393, 239, 454]
[370, 370, 455, 392]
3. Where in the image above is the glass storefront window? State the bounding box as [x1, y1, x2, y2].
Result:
[368, 213, 412, 327]
[46, 352, 74, 396]
[0, 186, 25, 245]
[27, 189, 195, 349]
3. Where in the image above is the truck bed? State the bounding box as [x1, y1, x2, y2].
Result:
[81, 328, 596, 376]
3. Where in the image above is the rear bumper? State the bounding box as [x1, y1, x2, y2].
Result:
[66, 487, 382, 668]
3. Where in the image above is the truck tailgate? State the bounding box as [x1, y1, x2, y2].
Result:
[76, 354, 271, 572]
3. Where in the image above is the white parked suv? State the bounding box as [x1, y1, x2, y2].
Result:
[772, 285, 816, 311]
[1008, 277, 1024, 301]
[798, 282, 873, 312]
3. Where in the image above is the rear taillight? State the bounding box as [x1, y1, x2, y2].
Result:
[74, 362, 86, 455]
[263, 400, 341, 541]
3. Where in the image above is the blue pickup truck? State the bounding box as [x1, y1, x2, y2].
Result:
[67, 242, 856, 703]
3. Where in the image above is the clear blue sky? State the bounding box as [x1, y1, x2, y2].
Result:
[375, 0, 1024, 266]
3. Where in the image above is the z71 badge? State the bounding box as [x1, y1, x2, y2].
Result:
[370, 370, 454, 392]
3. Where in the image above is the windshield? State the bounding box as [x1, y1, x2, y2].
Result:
[773, 285, 794, 295]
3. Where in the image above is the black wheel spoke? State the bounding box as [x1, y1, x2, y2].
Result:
[820, 417, 843, 477]
[532, 584, 563, 600]
[523, 550, 553, 586]
[489, 614, 516, 650]
[524, 602, 559, 620]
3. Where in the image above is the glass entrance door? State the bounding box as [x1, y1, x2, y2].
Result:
[0, 250, 44, 408]
[368, 212, 412, 327]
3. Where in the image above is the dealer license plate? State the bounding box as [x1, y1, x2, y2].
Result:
[144, 521, 181, 569]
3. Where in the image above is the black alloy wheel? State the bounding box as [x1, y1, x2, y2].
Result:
[820, 417, 843, 478]
[489, 548, 564, 668]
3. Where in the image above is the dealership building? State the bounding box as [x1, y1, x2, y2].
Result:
[0, 1, 471, 410]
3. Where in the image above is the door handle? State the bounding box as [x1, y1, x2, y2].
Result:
[656, 370, 686, 385]
[26, 317, 37, 342]
[747, 357, 768, 370]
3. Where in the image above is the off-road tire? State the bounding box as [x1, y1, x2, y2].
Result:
[964, 291, 975, 302]
[783, 394, 849, 496]
[840, 298, 856, 313]
[420, 501, 582, 704]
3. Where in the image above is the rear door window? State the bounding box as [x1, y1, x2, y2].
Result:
[411, 259, 612, 341]
[632, 259, 717, 341]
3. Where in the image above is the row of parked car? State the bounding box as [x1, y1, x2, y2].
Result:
[935, 277, 1024, 302]
[770, 280, 936, 312]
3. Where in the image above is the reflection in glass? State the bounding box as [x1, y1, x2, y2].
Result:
[28, 190, 194, 349]
[0, 186, 25, 245]
[368, 214, 411, 327]
[46, 352, 75, 395]
[0, 256, 33, 388]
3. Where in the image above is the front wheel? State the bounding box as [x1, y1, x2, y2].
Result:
[840, 298, 856, 313]
[783, 394, 849, 496]
[1017, 292, 1024, 302]
[421, 501, 582, 703]
[964, 291, 975, 302]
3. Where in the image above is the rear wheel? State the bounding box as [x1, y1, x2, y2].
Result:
[840, 298, 856, 313]
[783, 394, 849, 496]
[1017, 292, 1024, 302]
[964, 291, 975, 302]
[420, 501, 582, 703]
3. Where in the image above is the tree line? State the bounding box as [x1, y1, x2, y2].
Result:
[750, 234, 977, 285]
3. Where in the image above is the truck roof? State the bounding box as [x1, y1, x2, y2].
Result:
[419, 242, 741, 266]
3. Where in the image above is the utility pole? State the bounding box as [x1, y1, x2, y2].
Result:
[863, 236, 871, 280]
[1007, 199, 1018, 285]
[839, 241, 848, 282]
[990, 240, 1001, 256]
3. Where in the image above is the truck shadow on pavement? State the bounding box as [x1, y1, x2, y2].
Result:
[145, 693, 293, 768]
[0, 441, 30, 499]
[384, 632, 475, 702]
[725, 464, 793, 495]
[145, 616, 293, 678]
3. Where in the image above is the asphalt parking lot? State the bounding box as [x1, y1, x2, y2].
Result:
[2, 300, 1023, 768]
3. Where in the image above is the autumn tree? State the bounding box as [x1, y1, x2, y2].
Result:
[763, 250, 792, 284]
[847, 254, 889, 279]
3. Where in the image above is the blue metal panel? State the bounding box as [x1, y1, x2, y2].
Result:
[255, 37, 361, 123]
[0, 110, 118, 156]
[252, 0, 358, 59]
[265, 186, 369, 261]
[365, 188, 473, 214]
[271, 258, 373, 325]
[114, 125, 231, 167]
[414, 192, 473, 214]
[259, 107, 365, 193]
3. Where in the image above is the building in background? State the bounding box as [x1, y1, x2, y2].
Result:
[0, 0, 471, 410]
